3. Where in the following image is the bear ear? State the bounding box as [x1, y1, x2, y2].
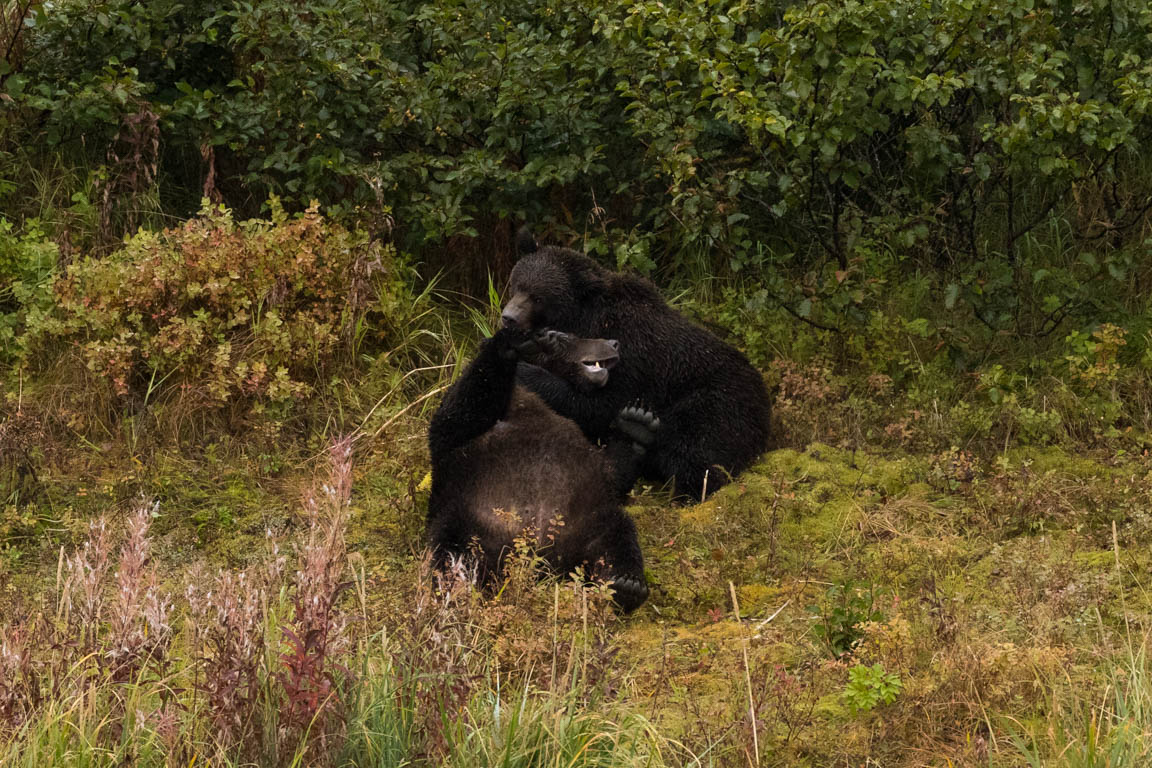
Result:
[515, 226, 538, 256]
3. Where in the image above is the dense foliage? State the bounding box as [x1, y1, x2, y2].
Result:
[3, 1, 1152, 335]
[34, 201, 384, 406]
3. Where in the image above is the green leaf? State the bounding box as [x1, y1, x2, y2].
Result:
[944, 283, 959, 310]
[904, 317, 931, 337]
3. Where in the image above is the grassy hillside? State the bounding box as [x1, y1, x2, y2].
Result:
[3, 257, 1151, 764]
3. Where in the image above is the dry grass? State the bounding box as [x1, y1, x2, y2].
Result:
[0, 437, 691, 767]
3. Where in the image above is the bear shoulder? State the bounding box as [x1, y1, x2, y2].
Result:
[553, 249, 666, 309]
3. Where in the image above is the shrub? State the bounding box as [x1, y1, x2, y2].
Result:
[0, 218, 56, 366]
[10, 0, 1150, 321]
[28, 199, 392, 416]
[810, 581, 885, 658]
[842, 663, 903, 715]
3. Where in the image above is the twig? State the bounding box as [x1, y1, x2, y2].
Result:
[297, 383, 449, 469]
[754, 600, 791, 635]
[730, 581, 759, 767]
[369, 385, 448, 440]
[356, 363, 454, 433]
[1114, 519, 1130, 643]
[773, 290, 843, 333]
[1, 2, 35, 84]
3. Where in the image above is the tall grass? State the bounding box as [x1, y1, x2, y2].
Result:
[0, 440, 688, 768]
[338, 636, 686, 768]
[1009, 529, 1152, 768]
[1009, 635, 1152, 767]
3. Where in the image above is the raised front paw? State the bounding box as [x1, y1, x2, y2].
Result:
[609, 573, 650, 613]
[495, 327, 536, 360]
[499, 328, 571, 362]
[614, 405, 660, 454]
[528, 329, 572, 360]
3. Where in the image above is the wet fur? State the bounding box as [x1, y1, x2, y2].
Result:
[426, 328, 648, 611]
[506, 233, 772, 500]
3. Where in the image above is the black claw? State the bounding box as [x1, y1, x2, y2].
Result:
[609, 575, 649, 613]
[614, 405, 660, 453]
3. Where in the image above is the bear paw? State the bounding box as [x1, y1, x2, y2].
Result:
[614, 405, 660, 454]
[500, 328, 570, 362]
[609, 574, 649, 613]
[496, 327, 537, 360]
[529, 328, 571, 360]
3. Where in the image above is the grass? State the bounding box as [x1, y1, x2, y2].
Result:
[1006, 628, 1152, 767]
[5, 223, 1152, 765]
[1005, 520, 1152, 768]
[6, 364, 1152, 766]
[0, 442, 692, 767]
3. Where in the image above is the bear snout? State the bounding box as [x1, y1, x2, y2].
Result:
[501, 293, 533, 329]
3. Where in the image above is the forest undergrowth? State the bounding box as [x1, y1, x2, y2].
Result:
[2, 208, 1152, 765]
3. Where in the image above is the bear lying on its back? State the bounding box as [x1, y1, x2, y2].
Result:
[502, 229, 771, 501]
[426, 327, 656, 612]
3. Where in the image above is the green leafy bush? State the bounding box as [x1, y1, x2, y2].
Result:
[0, 218, 57, 365]
[30, 199, 388, 411]
[811, 581, 885, 657]
[842, 663, 903, 715]
[7, 0, 1152, 361]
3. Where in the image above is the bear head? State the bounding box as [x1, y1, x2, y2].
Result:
[501, 228, 606, 333]
[527, 330, 619, 390]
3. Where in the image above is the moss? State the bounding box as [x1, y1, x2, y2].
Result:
[872, 456, 915, 497]
[779, 496, 861, 550]
[678, 500, 720, 532]
[736, 583, 778, 616]
[814, 693, 850, 721]
[1004, 446, 1116, 480]
[1072, 550, 1115, 570]
[810, 480, 841, 503]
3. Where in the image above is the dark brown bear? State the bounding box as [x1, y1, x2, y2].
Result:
[502, 228, 771, 500]
[426, 327, 656, 612]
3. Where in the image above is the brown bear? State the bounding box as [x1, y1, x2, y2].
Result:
[502, 229, 771, 500]
[426, 327, 657, 612]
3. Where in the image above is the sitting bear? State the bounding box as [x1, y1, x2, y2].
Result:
[502, 228, 771, 501]
[426, 326, 656, 612]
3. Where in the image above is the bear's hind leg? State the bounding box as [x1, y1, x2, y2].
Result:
[653, 390, 767, 501]
[583, 512, 648, 613]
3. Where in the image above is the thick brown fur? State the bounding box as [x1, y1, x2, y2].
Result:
[427, 328, 651, 612]
[503, 230, 772, 500]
